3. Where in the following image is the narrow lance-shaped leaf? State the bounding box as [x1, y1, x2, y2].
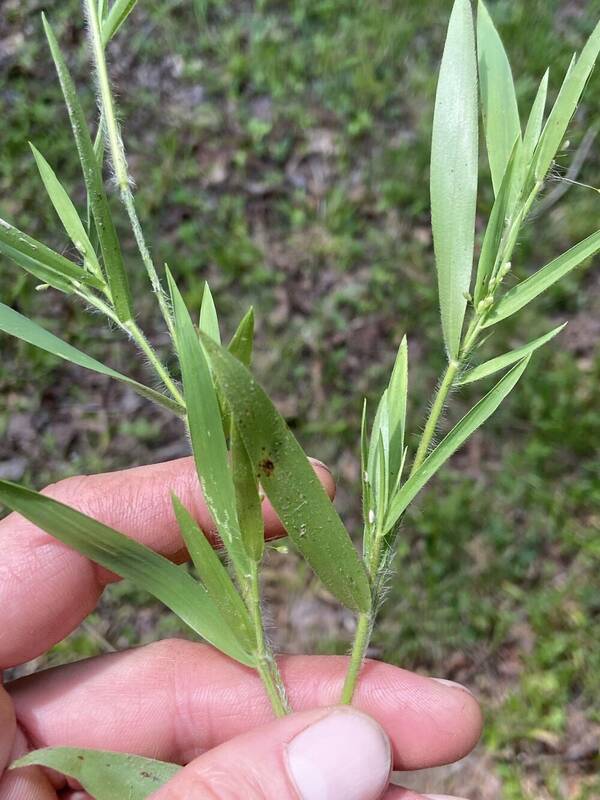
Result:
[29, 143, 102, 278]
[102, 0, 139, 45]
[42, 14, 133, 322]
[532, 19, 600, 185]
[199, 281, 221, 344]
[387, 335, 408, 488]
[431, 0, 479, 359]
[483, 230, 600, 326]
[368, 390, 390, 485]
[477, 0, 522, 194]
[360, 399, 374, 560]
[0, 481, 254, 665]
[459, 323, 566, 385]
[172, 495, 256, 649]
[0, 218, 102, 294]
[11, 748, 181, 800]
[228, 307, 255, 367]
[474, 139, 520, 304]
[384, 357, 531, 532]
[0, 302, 185, 416]
[511, 68, 549, 211]
[231, 423, 265, 563]
[522, 69, 549, 173]
[167, 270, 250, 576]
[200, 333, 372, 614]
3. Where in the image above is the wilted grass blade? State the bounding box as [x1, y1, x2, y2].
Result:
[0, 481, 254, 665]
[172, 495, 256, 648]
[477, 0, 521, 194]
[474, 140, 519, 304]
[483, 230, 600, 326]
[459, 323, 566, 385]
[387, 335, 408, 488]
[167, 270, 249, 575]
[0, 218, 102, 293]
[43, 14, 133, 322]
[532, 19, 600, 185]
[201, 334, 372, 614]
[0, 302, 185, 416]
[199, 281, 221, 343]
[385, 357, 530, 532]
[11, 748, 180, 800]
[29, 143, 102, 278]
[228, 307, 255, 367]
[231, 423, 265, 563]
[431, 0, 479, 359]
[102, 0, 139, 45]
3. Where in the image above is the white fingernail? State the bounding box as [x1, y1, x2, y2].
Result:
[431, 678, 475, 696]
[286, 709, 391, 800]
[423, 795, 470, 799]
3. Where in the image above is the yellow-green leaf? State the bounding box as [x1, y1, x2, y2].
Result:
[477, 0, 521, 194]
[431, 0, 479, 359]
[459, 323, 566, 385]
[483, 230, 600, 326]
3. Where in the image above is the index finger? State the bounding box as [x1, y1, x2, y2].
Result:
[0, 456, 334, 669]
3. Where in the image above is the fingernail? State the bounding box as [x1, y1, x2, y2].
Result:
[309, 457, 333, 476]
[432, 678, 474, 696]
[286, 709, 391, 800]
[423, 795, 470, 800]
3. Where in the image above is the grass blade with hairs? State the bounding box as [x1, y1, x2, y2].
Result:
[0, 482, 254, 665]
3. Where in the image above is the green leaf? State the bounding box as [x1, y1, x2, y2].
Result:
[200, 334, 371, 614]
[477, 0, 521, 194]
[459, 323, 566, 385]
[172, 495, 256, 649]
[231, 422, 265, 563]
[473, 139, 520, 305]
[387, 335, 408, 488]
[102, 0, 139, 45]
[29, 143, 102, 278]
[167, 270, 249, 575]
[199, 282, 221, 344]
[483, 230, 600, 326]
[384, 357, 530, 532]
[522, 69, 549, 171]
[0, 302, 185, 416]
[11, 747, 180, 800]
[0, 217, 102, 294]
[0, 481, 254, 665]
[431, 0, 479, 359]
[532, 19, 600, 185]
[228, 308, 255, 367]
[43, 14, 133, 322]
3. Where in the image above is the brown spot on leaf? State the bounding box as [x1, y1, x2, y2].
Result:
[259, 458, 275, 476]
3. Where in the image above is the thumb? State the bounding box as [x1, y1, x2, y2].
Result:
[150, 706, 392, 800]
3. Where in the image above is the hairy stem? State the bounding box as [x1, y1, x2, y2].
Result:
[247, 562, 290, 717]
[410, 358, 459, 475]
[77, 287, 183, 404]
[340, 610, 373, 704]
[121, 190, 177, 343]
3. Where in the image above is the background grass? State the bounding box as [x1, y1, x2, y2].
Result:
[1, 0, 599, 797]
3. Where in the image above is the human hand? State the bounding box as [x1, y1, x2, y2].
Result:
[0, 457, 481, 799]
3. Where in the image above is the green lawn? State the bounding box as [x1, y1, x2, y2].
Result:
[1, 1, 599, 797]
